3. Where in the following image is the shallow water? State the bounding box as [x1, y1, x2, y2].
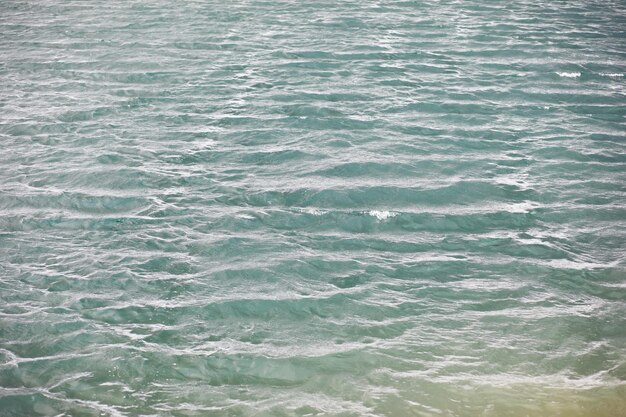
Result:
[1, 1, 625, 416]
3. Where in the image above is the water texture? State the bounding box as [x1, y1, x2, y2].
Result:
[1, 1, 625, 416]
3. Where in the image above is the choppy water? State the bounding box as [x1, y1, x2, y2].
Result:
[1, 1, 626, 416]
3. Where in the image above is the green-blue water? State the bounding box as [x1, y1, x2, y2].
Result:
[1, 1, 625, 416]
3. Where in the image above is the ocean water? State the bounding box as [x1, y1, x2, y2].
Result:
[1, 1, 625, 416]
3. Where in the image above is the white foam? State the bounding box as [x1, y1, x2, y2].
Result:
[556, 72, 581, 78]
[300, 208, 326, 216]
[599, 72, 624, 78]
[367, 210, 397, 220]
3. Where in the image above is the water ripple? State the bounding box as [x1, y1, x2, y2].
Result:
[1, 0, 625, 416]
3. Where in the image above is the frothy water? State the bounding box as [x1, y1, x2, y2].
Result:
[1, 1, 625, 416]
[556, 72, 581, 78]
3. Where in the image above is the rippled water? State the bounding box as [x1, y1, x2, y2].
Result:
[1, 1, 626, 416]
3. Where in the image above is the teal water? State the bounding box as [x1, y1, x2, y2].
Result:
[1, 1, 626, 416]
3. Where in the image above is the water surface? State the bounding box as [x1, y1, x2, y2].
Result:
[1, 1, 625, 416]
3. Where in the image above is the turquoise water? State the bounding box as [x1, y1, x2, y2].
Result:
[1, 1, 625, 416]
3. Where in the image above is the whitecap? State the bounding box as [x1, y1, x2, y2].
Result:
[367, 210, 397, 220]
[556, 72, 581, 78]
[599, 72, 623, 78]
[300, 208, 326, 216]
